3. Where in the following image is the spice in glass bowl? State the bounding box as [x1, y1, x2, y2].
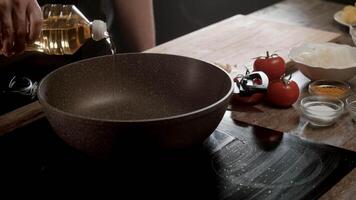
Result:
[300, 95, 344, 127]
[308, 80, 351, 99]
[346, 95, 356, 121]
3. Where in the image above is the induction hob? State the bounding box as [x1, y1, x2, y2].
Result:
[0, 117, 355, 200]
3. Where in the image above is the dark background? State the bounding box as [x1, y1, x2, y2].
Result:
[153, 0, 354, 44]
[0, 0, 353, 111]
[4, 0, 355, 46]
[7, 0, 355, 47]
[153, 0, 282, 44]
[37, 0, 284, 45]
[1, 0, 286, 72]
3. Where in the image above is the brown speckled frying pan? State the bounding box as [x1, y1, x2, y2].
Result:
[37, 53, 233, 158]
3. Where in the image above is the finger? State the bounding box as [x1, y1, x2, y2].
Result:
[27, 1, 42, 42]
[0, 0, 8, 52]
[1, 10, 15, 56]
[13, 0, 27, 54]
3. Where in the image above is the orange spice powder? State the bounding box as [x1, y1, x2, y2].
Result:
[311, 85, 348, 98]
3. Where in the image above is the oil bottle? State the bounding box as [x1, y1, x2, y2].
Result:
[3, 4, 108, 55]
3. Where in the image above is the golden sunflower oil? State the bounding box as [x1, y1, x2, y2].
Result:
[2, 4, 108, 55]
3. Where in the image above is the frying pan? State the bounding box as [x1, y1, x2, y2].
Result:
[37, 53, 233, 158]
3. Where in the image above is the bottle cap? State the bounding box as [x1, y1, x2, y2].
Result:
[92, 20, 108, 41]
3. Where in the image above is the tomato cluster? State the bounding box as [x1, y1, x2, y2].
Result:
[232, 52, 300, 108]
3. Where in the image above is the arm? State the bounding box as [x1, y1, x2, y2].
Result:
[112, 0, 156, 52]
[0, 0, 42, 56]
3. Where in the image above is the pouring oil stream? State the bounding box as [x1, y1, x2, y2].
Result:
[105, 34, 119, 118]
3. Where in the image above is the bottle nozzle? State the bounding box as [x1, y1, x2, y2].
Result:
[92, 20, 108, 41]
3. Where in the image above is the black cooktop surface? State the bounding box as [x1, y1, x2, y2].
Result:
[0, 116, 355, 199]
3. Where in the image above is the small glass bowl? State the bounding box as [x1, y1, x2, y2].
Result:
[300, 96, 344, 127]
[308, 80, 351, 99]
[349, 25, 356, 46]
[346, 95, 356, 122]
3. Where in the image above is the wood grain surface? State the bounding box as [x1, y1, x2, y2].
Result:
[146, 13, 355, 152]
[246, 0, 356, 155]
[0, 101, 43, 136]
[249, 0, 355, 46]
[147, 14, 340, 76]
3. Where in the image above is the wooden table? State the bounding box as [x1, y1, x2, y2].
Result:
[147, 0, 355, 199]
[0, 0, 355, 199]
[248, 0, 356, 151]
[248, 1, 356, 199]
[249, 0, 354, 45]
[147, 0, 355, 151]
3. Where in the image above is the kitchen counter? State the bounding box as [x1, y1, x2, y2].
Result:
[0, 0, 355, 199]
[147, 0, 356, 199]
[249, 0, 356, 199]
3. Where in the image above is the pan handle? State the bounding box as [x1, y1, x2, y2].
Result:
[6, 76, 38, 99]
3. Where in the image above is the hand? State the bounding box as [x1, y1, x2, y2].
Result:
[0, 0, 43, 56]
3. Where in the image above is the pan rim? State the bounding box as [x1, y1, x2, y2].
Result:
[37, 53, 233, 123]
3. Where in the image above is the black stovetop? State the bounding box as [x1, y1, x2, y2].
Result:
[0, 116, 355, 200]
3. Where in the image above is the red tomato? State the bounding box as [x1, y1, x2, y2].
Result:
[266, 76, 300, 108]
[253, 52, 285, 81]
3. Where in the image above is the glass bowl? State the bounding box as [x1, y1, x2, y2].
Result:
[300, 96, 344, 127]
[346, 95, 356, 122]
[308, 80, 351, 99]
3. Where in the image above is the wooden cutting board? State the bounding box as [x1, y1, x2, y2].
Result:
[147, 14, 341, 75]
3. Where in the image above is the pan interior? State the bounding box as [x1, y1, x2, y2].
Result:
[39, 54, 232, 121]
